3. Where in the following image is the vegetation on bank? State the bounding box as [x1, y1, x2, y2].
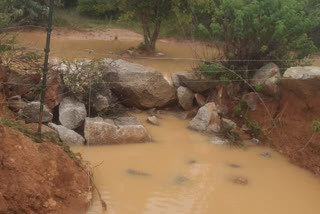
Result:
[0, 0, 319, 70]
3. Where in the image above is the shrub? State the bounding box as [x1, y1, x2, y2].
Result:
[199, 0, 320, 71]
[246, 119, 261, 137]
[311, 119, 320, 132]
[77, 0, 120, 18]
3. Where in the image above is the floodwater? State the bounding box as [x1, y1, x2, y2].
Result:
[14, 29, 320, 214]
[73, 113, 320, 214]
[13, 29, 217, 77]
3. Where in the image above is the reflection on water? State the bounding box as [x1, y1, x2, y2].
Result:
[73, 113, 320, 214]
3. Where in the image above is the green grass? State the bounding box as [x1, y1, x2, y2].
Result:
[53, 8, 141, 31]
[0, 117, 59, 143]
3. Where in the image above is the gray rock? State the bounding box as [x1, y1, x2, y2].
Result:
[189, 102, 221, 133]
[177, 86, 194, 110]
[242, 92, 259, 111]
[59, 96, 87, 130]
[102, 59, 176, 108]
[251, 138, 260, 144]
[93, 93, 110, 112]
[171, 71, 215, 93]
[48, 123, 85, 146]
[7, 95, 26, 112]
[251, 63, 281, 97]
[209, 136, 229, 145]
[20, 102, 53, 123]
[84, 116, 151, 145]
[282, 66, 320, 97]
[221, 118, 237, 131]
[147, 116, 159, 126]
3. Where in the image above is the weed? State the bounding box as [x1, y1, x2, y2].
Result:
[234, 100, 249, 117]
[254, 85, 263, 92]
[311, 119, 320, 132]
[245, 119, 261, 137]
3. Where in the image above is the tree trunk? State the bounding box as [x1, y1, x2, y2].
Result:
[140, 15, 161, 52]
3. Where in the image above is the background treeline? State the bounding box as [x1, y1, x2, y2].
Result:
[0, 0, 319, 71]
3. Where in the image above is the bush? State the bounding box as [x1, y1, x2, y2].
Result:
[77, 0, 120, 18]
[199, 0, 320, 71]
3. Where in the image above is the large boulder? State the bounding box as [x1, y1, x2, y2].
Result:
[19, 102, 53, 123]
[48, 123, 85, 146]
[84, 117, 151, 145]
[177, 86, 194, 110]
[251, 63, 281, 97]
[4, 70, 41, 99]
[189, 102, 221, 133]
[171, 71, 215, 93]
[59, 97, 87, 130]
[282, 66, 320, 97]
[102, 59, 176, 108]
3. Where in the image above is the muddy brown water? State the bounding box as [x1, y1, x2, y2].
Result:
[14, 29, 320, 214]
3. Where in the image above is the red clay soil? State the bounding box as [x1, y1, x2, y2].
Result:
[247, 88, 320, 176]
[0, 123, 91, 214]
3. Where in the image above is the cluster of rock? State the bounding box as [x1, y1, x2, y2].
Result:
[2, 57, 320, 146]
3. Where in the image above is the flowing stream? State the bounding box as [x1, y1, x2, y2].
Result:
[14, 29, 320, 214]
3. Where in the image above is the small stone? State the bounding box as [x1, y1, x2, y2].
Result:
[261, 152, 271, 158]
[194, 93, 206, 107]
[251, 138, 260, 144]
[221, 118, 237, 131]
[147, 116, 159, 126]
[209, 136, 229, 145]
[232, 176, 248, 185]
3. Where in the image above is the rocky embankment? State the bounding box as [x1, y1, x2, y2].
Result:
[1, 59, 320, 175]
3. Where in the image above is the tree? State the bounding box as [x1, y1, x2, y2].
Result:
[0, 0, 49, 25]
[199, 0, 320, 70]
[77, 0, 120, 18]
[119, 0, 188, 51]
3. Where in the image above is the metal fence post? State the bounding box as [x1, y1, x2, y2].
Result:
[38, 0, 54, 134]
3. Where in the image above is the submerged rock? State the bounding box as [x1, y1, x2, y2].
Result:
[126, 169, 150, 176]
[20, 102, 53, 123]
[102, 59, 176, 108]
[177, 86, 194, 110]
[227, 163, 241, 168]
[232, 176, 249, 185]
[261, 152, 271, 159]
[84, 116, 151, 145]
[175, 176, 190, 184]
[59, 96, 87, 130]
[189, 102, 221, 133]
[48, 123, 85, 146]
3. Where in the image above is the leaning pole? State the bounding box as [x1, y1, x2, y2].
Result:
[38, 0, 54, 134]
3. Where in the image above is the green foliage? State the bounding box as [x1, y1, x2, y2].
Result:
[0, 0, 49, 25]
[199, 63, 224, 77]
[254, 85, 264, 92]
[60, 59, 105, 103]
[118, 0, 189, 51]
[245, 119, 261, 137]
[77, 0, 120, 18]
[234, 100, 249, 117]
[197, 0, 320, 70]
[311, 119, 320, 132]
[0, 117, 59, 143]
